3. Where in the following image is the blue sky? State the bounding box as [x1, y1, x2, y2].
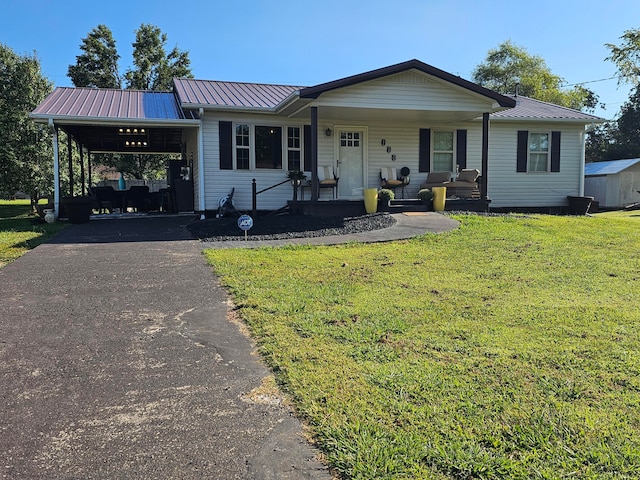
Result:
[2, 0, 638, 119]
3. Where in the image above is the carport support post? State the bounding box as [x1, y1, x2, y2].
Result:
[51, 120, 60, 215]
[311, 106, 318, 201]
[67, 133, 73, 197]
[481, 112, 489, 199]
[79, 141, 85, 195]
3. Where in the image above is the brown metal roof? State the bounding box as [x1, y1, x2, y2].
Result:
[31, 87, 197, 121]
[490, 95, 604, 122]
[173, 78, 302, 110]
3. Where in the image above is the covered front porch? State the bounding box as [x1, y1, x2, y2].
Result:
[240, 60, 516, 214]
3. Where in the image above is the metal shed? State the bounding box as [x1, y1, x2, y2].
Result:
[584, 158, 640, 208]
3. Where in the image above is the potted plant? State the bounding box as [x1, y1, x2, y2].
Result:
[287, 170, 307, 186]
[417, 189, 434, 210]
[287, 170, 307, 203]
[378, 188, 395, 211]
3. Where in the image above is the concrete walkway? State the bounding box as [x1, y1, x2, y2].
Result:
[0, 212, 458, 479]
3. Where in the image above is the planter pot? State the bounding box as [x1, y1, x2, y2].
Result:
[43, 209, 57, 224]
[364, 188, 378, 214]
[378, 200, 391, 212]
[432, 186, 447, 212]
[567, 195, 593, 215]
[61, 196, 93, 223]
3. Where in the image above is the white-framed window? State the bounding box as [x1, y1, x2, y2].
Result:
[287, 126, 301, 171]
[433, 131, 454, 172]
[528, 132, 549, 172]
[235, 124, 250, 170]
[233, 123, 305, 171]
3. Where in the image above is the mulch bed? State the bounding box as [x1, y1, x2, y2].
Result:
[187, 213, 396, 242]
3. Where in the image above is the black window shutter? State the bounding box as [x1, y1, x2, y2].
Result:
[516, 130, 528, 173]
[456, 129, 467, 170]
[219, 121, 233, 170]
[274, 127, 282, 168]
[303, 125, 312, 172]
[551, 131, 561, 172]
[419, 128, 431, 172]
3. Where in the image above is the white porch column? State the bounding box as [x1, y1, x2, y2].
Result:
[198, 109, 205, 219]
[310, 106, 318, 201]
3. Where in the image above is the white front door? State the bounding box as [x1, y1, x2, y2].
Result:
[337, 130, 365, 198]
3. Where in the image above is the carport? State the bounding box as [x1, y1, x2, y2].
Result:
[30, 87, 203, 217]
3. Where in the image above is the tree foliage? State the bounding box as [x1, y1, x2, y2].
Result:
[67, 24, 192, 179]
[124, 24, 192, 91]
[606, 28, 640, 86]
[67, 25, 121, 89]
[473, 40, 598, 111]
[68, 23, 192, 92]
[0, 44, 53, 203]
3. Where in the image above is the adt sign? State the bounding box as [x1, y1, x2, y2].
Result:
[237, 214, 253, 231]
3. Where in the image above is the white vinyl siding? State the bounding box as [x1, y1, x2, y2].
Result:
[486, 123, 583, 208]
[315, 71, 496, 113]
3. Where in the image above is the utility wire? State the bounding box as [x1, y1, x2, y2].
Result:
[561, 75, 621, 87]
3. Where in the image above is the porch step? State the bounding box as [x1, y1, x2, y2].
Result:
[388, 198, 428, 212]
[390, 199, 423, 207]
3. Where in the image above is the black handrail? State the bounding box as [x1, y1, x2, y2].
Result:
[252, 178, 291, 217]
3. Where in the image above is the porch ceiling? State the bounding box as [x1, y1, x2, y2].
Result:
[61, 124, 189, 154]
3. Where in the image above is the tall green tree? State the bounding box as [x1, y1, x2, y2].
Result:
[67, 24, 121, 88]
[473, 40, 598, 111]
[124, 24, 192, 91]
[67, 24, 192, 179]
[0, 44, 53, 205]
[606, 28, 640, 86]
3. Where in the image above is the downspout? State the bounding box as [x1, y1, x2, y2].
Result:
[481, 113, 490, 199]
[579, 128, 586, 196]
[198, 108, 206, 219]
[49, 119, 60, 216]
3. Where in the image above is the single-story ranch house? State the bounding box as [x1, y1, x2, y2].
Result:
[31, 59, 603, 216]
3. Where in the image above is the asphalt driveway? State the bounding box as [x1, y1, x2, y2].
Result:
[0, 216, 330, 479]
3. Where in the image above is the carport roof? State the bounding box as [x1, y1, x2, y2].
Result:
[31, 87, 199, 123]
[30, 87, 200, 153]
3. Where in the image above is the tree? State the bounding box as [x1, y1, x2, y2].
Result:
[606, 28, 640, 86]
[0, 44, 53, 205]
[67, 24, 121, 89]
[608, 85, 640, 158]
[473, 40, 598, 111]
[124, 24, 192, 91]
[67, 24, 193, 179]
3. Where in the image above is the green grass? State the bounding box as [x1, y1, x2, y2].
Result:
[205, 212, 640, 479]
[0, 200, 66, 268]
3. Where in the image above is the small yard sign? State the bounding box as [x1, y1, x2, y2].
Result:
[237, 214, 253, 240]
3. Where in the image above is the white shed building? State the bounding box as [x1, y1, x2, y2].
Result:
[584, 159, 640, 208]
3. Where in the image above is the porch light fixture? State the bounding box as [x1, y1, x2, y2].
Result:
[325, 128, 332, 137]
[118, 127, 147, 135]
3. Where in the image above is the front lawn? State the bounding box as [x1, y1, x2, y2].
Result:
[205, 212, 640, 479]
[0, 200, 65, 268]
